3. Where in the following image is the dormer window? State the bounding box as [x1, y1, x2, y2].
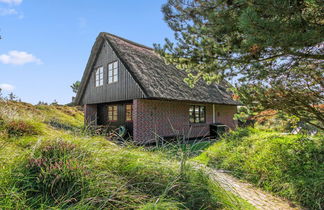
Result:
[95, 66, 103, 87]
[108, 61, 118, 84]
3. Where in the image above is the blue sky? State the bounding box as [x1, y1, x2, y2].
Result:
[0, 0, 173, 104]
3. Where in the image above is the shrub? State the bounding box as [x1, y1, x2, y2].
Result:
[46, 119, 79, 132]
[197, 128, 324, 209]
[5, 120, 40, 137]
[14, 140, 89, 208]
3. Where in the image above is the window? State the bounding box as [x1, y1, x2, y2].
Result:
[126, 104, 133, 121]
[189, 105, 206, 123]
[108, 61, 118, 84]
[95, 66, 103, 87]
[108, 105, 118, 121]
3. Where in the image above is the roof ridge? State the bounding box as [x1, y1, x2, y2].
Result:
[101, 32, 154, 51]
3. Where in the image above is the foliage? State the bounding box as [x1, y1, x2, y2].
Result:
[14, 140, 88, 207]
[237, 80, 324, 130]
[71, 81, 81, 94]
[196, 128, 324, 209]
[46, 119, 80, 132]
[234, 106, 255, 125]
[5, 120, 41, 137]
[156, 0, 324, 129]
[8, 92, 19, 101]
[51, 100, 59, 105]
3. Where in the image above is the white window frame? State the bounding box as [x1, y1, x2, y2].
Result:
[108, 61, 118, 84]
[95, 66, 104, 87]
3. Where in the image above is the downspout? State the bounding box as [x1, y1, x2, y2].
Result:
[213, 104, 216, 123]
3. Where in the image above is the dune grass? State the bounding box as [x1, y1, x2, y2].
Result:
[195, 127, 324, 209]
[0, 101, 252, 209]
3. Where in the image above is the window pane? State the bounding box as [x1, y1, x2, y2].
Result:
[126, 105, 132, 121]
[95, 67, 103, 87]
[113, 71, 118, 82]
[200, 106, 205, 122]
[108, 61, 118, 84]
[189, 106, 194, 123]
[108, 106, 118, 121]
[195, 111, 199, 119]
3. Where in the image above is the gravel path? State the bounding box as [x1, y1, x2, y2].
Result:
[195, 164, 301, 210]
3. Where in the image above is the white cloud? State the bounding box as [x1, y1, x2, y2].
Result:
[0, 0, 22, 5]
[0, 51, 42, 65]
[0, 8, 17, 15]
[0, 83, 15, 91]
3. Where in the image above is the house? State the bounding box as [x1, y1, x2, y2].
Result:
[75, 32, 239, 143]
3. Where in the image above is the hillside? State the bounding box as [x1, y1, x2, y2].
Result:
[196, 128, 324, 209]
[0, 101, 250, 209]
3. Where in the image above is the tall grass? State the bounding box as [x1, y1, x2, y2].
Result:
[1, 137, 251, 209]
[196, 127, 324, 209]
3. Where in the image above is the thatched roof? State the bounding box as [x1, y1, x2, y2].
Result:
[76, 32, 238, 105]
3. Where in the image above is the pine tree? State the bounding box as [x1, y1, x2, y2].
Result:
[156, 0, 324, 129]
[71, 81, 81, 94]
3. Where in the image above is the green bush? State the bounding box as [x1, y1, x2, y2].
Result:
[196, 128, 324, 209]
[46, 119, 80, 132]
[5, 120, 40, 137]
[14, 140, 88, 208]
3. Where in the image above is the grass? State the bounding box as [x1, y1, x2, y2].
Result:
[195, 127, 324, 209]
[0, 100, 251, 209]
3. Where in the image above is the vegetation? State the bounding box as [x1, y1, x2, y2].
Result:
[0, 101, 250, 209]
[156, 0, 324, 130]
[71, 80, 81, 94]
[196, 127, 324, 209]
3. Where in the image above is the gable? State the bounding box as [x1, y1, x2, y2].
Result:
[78, 39, 146, 105]
[76, 32, 239, 106]
[105, 33, 239, 105]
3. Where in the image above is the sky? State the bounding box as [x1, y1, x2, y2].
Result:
[0, 0, 174, 104]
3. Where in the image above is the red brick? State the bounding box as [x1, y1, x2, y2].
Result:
[133, 99, 237, 143]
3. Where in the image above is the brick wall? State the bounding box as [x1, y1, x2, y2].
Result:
[214, 104, 238, 128]
[133, 99, 237, 143]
